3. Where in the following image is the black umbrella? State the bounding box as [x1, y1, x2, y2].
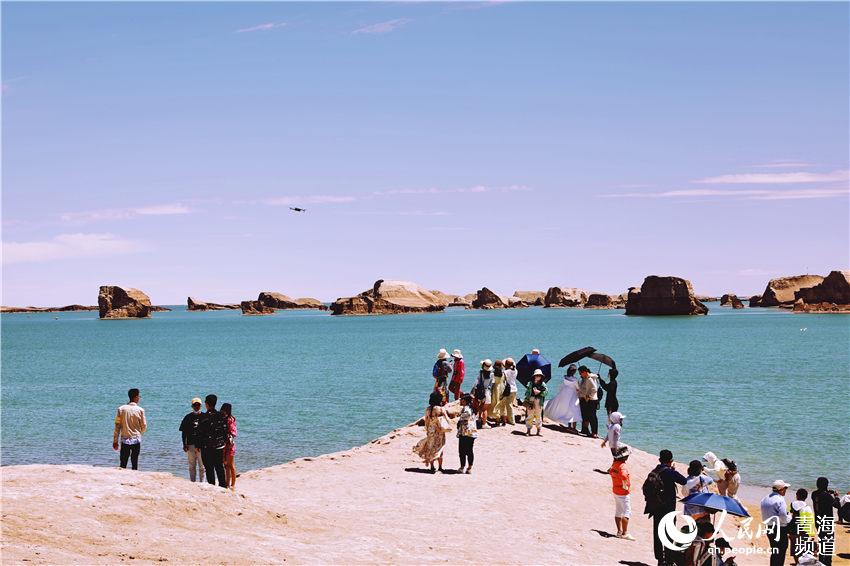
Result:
[516, 353, 552, 386]
[588, 352, 616, 369]
[558, 346, 596, 368]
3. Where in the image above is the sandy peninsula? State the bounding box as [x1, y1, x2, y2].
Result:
[2, 415, 847, 565]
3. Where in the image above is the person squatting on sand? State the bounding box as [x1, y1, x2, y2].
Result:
[608, 445, 635, 541]
[412, 391, 448, 473]
[456, 394, 477, 474]
[113, 388, 147, 470]
[448, 349, 465, 401]
[179, 397, 206, 482]
[196, 394, 229, 487]
[524, 369, 547, 436]
[578, 365, 600, 438]
[432, 348, 453, 405]
[544, 363, 582, 432]
[221, 403, 238, 489]
[473, 359, 494, 428]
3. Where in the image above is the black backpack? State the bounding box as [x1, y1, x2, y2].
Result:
[642, 465, 667, 515]
[210, 412, 229, 448]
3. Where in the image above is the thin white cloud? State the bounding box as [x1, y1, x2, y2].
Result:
[750, 160, 814, 169]
[236, 22, 287, 33]
[373, 184, 530, 196]
[60, 203, 191, 223]
[694, 170, 849, 184]
[264, 195, 357, 206]
[352, 18, 412, 35]
[601, 187, 849, 200]
[3, 233, 146, 264]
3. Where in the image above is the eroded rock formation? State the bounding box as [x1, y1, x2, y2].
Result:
[720, 294, 745, 309]
[792, 271, 850, 313]
[240, 300, 275, 316]
[1, 305, 98, 313]
[584, 293, 627, 309]
[257, 292, 328, 311]
[624, 276, 708, 316]
[756, 275, 825, 307]
[470, 287, 508, 309]
[543, 287, 587, 308]
[513, 291, 545, 306]
[331, 280, 445, 315]
[98, 286, 153, 319]
[187, 297, 240, 311]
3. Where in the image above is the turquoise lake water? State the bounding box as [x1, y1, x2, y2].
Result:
[1, 305, 848, 488]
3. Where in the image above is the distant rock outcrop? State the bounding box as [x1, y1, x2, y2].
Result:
[696, 296, 720, 303]
[240, 300, 275, 316]
[720, 294, 745, 309]
[624, 276, 708, 316]
[98, 286, 153, 319]
[584, 293, 627, 309]
[257, 292, 328, 311]
[331, 280, 445, 316]
[187, 297, 240, 311]
[755, 275, 825, 307]
[792, 270, 850, 313]
[470, 287, 508, 309]
[1, 305, 98, 313]
[513, 291, 545, 306]
[543, 287, 587, 308]
[749, 295, 762, 307]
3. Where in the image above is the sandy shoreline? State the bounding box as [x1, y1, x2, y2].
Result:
[2, 415, 848, 565]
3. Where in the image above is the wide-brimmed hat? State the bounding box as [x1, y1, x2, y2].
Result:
[531, 348, 540, 355]
[532, 368, 544, 377]
[494, 359, 504, 366]
[437, 348, 448, 359]
[191, 397, 202, 406]
[481, 359, 493, 369]
[504, 357, 514, 365]
[452, 349, 462, 359]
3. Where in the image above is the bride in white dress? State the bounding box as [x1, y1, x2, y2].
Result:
[544, 364, 582, 430]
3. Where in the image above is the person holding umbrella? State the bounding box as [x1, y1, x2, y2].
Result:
[524, 369, 547, 436]
[597, 368, 620, 414]
[577, 365, 600, 438]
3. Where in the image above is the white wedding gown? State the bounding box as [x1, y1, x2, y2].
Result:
[544, 375, 582, 425]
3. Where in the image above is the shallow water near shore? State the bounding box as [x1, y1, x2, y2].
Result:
[2, 305, 848, 488]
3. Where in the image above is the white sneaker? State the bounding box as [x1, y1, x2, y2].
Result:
[620, 534, 636, 541]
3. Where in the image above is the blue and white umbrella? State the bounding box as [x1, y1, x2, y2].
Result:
[680, 492, 750, 518]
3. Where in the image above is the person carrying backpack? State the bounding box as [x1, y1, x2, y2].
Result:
[643, 449, 688, 566]
[432, 349, 453, 405]
[196, 394, 229, 487]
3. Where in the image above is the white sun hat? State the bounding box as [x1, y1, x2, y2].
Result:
[531, 348, 540, 355]
[452, 349, 462, 359]
[481, 359, 493, 368]
[437, 348, 448, 359]
[532, 368, 544, 377]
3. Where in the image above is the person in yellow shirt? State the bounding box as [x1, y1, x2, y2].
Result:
[112, 388, 147, 470]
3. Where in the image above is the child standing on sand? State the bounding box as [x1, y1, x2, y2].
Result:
[608, 446, 634, 540]
[457, 394, 477, 474]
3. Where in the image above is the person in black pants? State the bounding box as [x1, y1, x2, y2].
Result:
[645, 450, 688, 566]
[598, 368, 619, 414]
[812, 477, 840, 566]
[578, 366, 600, 437]
[196, 394, 228, 487]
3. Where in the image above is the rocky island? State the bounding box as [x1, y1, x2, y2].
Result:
[543, 287, 587, 308]
[187, 297, 240, 311]
[331, 280, 445, 315]
[98, 286, 154, 319]
[750, 274, 825, 307]
[625, 276, 708, 315]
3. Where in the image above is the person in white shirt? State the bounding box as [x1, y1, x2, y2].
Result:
[577, 365, 600, 438]
[760, 480, 792, 566]
[112, 388, 147, 470]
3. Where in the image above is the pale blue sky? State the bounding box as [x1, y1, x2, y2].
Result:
[3, 2, 848, 305]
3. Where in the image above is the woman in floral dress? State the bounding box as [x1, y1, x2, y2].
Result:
[412, 391, 448, 473]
